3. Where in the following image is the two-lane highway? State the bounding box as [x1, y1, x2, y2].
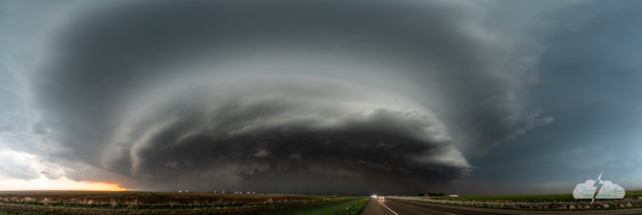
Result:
[362, 197, 500, 215]
[362, 197, 642, 215]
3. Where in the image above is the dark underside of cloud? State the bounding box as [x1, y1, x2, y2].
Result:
[97, 77, 468, 193]
[28, 0, 553, 193]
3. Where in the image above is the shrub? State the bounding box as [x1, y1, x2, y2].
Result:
[41, 198, 51, 205]
[128, 199, 139, 208]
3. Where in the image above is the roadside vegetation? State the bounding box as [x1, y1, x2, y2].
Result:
[434, 193, 576, 202]
[260, 197, 369, 215]
[0, 191, 366, 214]
[392, 190, 642, 211]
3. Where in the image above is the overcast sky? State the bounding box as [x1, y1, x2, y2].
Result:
[1, 0, 641, 196]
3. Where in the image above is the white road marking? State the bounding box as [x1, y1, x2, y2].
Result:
[378, 200, 399, 215]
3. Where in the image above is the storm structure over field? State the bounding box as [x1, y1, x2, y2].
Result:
[2, 0, 642, 195]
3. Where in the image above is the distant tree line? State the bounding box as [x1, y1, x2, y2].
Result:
[419, 193, 444, 197]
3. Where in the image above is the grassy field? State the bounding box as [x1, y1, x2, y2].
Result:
[432, 193, 575, 202]
[261, 197, 369, 215]
[0, 191, 366, 214]
[428, 190, 642, 202]
[393, 190, 642, 211]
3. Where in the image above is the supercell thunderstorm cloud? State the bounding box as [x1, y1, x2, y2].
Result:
[102, 77, 467, 192]
[20, 0, 636, 195]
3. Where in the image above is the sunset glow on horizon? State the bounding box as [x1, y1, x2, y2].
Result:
[0, 175, 127, 191]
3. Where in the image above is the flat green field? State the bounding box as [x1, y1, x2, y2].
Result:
[395, 190, 642, 211]
[432, 193, 575, 202]
[262, 197, 369, 215]
[427, 190, 642, 202]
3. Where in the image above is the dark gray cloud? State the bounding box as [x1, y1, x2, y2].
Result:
[98, 77, 467, 193]
[440, 0, 642, 196]
[22, 0, 560, 193]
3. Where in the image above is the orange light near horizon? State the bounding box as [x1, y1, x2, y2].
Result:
[0, 175, 127, 191]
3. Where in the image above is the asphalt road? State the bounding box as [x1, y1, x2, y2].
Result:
[361, 197, 642, 215]
[362, 197, 498, 215]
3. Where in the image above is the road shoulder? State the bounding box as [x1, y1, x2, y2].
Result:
[362, 198, 394, 215]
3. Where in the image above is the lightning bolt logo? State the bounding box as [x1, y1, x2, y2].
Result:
[591, 172, 602, 205]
